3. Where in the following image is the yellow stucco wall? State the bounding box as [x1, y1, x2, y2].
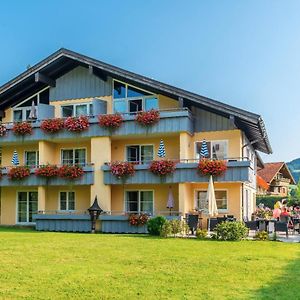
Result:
[179, 129, 242, 160]
[111, 184, 179, 214]
[2, 144, 39, 166]
[111, 136, 180, 161]
[158, 95, 179, 110]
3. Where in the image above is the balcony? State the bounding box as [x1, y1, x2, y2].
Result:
[0, 108, 193, 145]
[0, 165, 94, 187]
[102, 159, 253, 185]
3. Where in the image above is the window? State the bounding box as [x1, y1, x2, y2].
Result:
[61, 149, 86, 166]
[61, 103, 93, 117]
[113, 80, 158, 113]
[126, 145, 154, 163]
[125, 191, 153, 214]
[25, 151, 39, 167]
[195, 190, 228, 211]
[13, 108, 32, 122]
[17, 191, 38, 223]
[59, 191, 75, 211]
[195, 140, 228, 160]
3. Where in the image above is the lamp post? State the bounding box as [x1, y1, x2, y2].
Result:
[88, 196, 103, 233]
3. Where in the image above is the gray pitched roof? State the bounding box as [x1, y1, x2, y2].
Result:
[0, 48, 272, 154]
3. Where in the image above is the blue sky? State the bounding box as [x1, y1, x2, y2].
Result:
[0, 0, 299, 162]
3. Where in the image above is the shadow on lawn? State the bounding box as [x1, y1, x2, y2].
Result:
[252, 250, 300, 299]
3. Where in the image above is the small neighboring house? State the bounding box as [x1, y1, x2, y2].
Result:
[257, 162, 296, 196]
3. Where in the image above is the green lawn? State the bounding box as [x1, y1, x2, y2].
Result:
[0, 227, 299, 300]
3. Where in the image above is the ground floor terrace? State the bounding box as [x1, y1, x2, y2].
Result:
[0, 182, 255, 231]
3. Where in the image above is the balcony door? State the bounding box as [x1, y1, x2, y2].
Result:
[17, 191, 38, 224]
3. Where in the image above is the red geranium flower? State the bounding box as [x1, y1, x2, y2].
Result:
[197, 159, 227, 176]
[64, 116, 89, 132]
[98, 113, 123, 129]
[35, 165, 59, 178]
[149, 160, 177, 176]
[58, 165, 84, 179]
[110, 161, 135, 179]
[12, 122, 33, 136]
[8, 166, 30, 180]
[0, 124, 7, 137]
[41, 118, 65, 134]
[135, 109, 160, 126]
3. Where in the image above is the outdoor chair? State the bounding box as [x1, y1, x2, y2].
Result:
[217, 217, 226, 224]
[245, 220, 258, 233]
[275, 221, 288, 238]
[208, 218, 218, 231]
[186, 214, 199, 235]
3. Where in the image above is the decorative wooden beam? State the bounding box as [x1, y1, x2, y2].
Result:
[34, 72, 56, 87]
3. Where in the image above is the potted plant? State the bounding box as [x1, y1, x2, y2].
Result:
[149, 159, 177, 176]
[35, 164, 59, 178]
[98, 113, 123, 130]
[58, 165, 84, 179]
[12, 122, 33, 136]
[64, 116, 89, 132]
[129, 213, 149, 226]
[0, 123, 7, 137]
[40, 118, 65, 134]
[8, 166, 30, 180]
[135, 109, 160, 126]
[197, 159, 227, 176]
[110, 161, 135, 180]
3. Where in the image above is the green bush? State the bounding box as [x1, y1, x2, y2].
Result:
[196, 229, 208, 239]
[214, 222, 248, 241]
[147, 216, 166, 236]
[254, 231, 269, 241]
[160, 219, 189, 238]
[256, 196, 285, 208]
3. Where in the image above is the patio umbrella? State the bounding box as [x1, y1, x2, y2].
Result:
[200, 139, 209, 158]
[166, 186, 174, 215]
[28, 100, 37, 119]
[157, 139, 166, 158]
[206, 175, 218, 232]
[11, 150, 20, 166]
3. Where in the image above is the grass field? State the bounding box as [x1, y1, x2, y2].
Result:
[0, 227, 299, 300]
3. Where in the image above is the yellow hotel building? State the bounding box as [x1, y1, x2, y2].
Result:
[0, 49, 272, 232]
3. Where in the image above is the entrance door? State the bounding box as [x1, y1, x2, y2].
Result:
[17, 192, 38, 223]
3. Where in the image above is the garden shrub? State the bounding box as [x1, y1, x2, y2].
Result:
[256, 196, 285, 208]
[214, 222, 248, 241]
[254, 231, 269, 241]
[147, 216, 166, 235]
[196, 229, 208, 239]
[160, 219, 189, 238]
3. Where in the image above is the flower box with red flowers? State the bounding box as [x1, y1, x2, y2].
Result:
[35, 165, 59, 178]
[64, 116, 89, 132]
[149, 159, 177, 176]
[98, 113, 123, 130]
[8, 166, 30, 180]
[0, 124, 7, 137]
[110, 161, 135, 179]
[197, 159, 227, 176]
[135, 109, 160, 126]
[12, 122, 33, 136]
[41, 118, 65, 134]
[129, 213, 149, 226]
[58, 165, 84, 179]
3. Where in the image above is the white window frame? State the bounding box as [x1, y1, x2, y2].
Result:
[125, 144, 154, 163]
[59, 191, 76, 211]
[60, 148, 87, 166]
[194, 189, 229, 213]
[13, 107, 33, 122]
[24, 150, 39, 167]
[195, 140, 228, 160]
[61, 102, 93, 118]
[124, 189, 154, 215]
[112, 79, 158, 113]
[16, 191, 38, 224]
